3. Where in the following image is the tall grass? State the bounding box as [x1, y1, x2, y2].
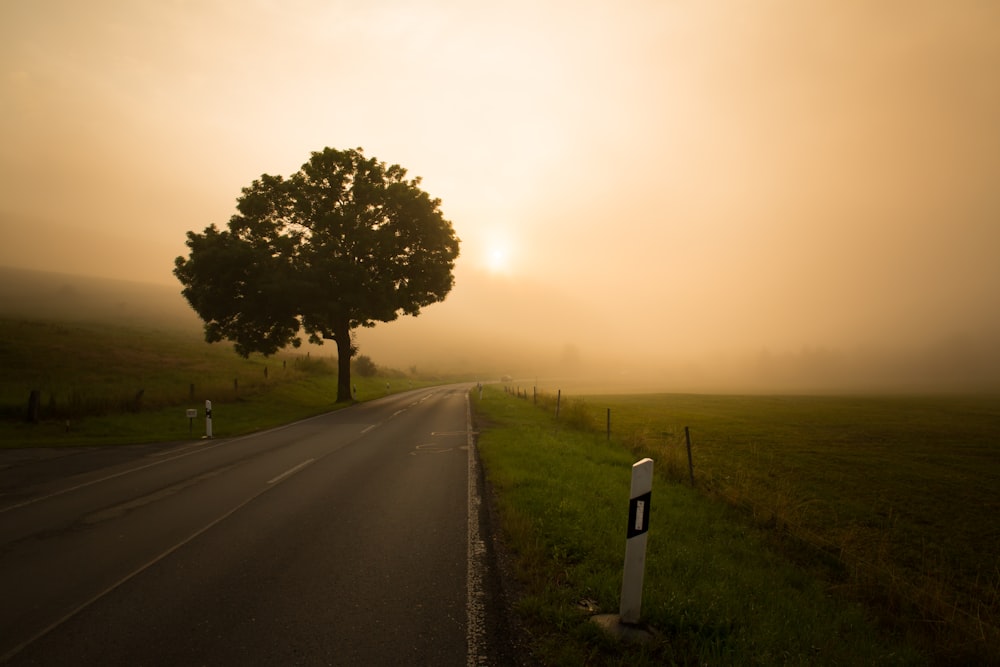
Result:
[1, 318, 275, 417]
[474, 385, 923, 665]
[0, 316, 449, 446]
[522, 387, 1000, 664]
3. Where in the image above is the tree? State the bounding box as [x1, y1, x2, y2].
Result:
[353, 354, 378, 378]
[174, 147, 460, 402]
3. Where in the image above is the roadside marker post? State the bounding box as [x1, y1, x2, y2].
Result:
[620, 457, 653, 624]
[205, 400, 213, 439]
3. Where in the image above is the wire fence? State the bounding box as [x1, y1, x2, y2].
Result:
[499, 383, 1000, 663]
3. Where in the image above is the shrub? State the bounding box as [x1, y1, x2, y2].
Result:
[352, 354, 377, 377]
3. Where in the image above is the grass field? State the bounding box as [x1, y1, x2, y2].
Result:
[0, 315, 449, 447]
[473, 386, 930, 665]
[479, 385, 999, 664]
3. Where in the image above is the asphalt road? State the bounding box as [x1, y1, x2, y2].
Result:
[0, 384, 516, 665]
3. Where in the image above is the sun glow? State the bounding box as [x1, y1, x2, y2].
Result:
[486, 246, 510, 274]
[480, 231, 516, 275]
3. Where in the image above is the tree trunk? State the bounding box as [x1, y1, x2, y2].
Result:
[333, 321, 353, 403]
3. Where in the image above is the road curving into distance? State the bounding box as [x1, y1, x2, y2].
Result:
[0, 384, 516, 665]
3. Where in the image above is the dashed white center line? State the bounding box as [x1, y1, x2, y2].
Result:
[267, 459, 315, 485]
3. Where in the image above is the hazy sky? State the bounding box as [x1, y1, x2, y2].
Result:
[2, 1, 999, 388]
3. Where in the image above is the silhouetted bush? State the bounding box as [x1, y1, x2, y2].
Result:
[353, 354, 377, 377]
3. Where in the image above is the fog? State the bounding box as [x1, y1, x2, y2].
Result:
[2, 2, 999, 393]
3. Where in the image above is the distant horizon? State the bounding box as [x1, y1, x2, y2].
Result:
[2, 264, 997, 396]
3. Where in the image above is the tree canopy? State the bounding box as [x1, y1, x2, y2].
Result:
[174, 147, 460, 402]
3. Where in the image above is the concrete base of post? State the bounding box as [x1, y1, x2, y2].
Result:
[590, 614, 658, 645]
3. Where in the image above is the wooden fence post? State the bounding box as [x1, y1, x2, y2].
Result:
[26, 390, 41, 423]
[684, 426, 695, 486]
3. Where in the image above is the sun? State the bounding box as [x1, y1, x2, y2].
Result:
[486, 246, 510, 273]
[482, 234, 514, 274]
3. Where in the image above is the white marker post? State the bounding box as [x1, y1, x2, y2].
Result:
[620, 458, 653, 624]
[204, 399, 213, 439]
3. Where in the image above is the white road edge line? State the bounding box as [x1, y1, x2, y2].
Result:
[466, 391, 487, 667]
[0, 470, 292, 663]
[0, 408, 344, 515]
[0, 385, 453, 661]
[267, 459, 315, 485]
[0, 439, 232, 514]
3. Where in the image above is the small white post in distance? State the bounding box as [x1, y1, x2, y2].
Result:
[620, 457, 653, 624]
[205, 399, 213, 439]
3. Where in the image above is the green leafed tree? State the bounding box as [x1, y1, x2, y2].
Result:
[174, 147, 460, 402]
[352, 354, 378, 378]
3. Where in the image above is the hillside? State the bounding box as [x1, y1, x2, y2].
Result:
[0, 266, 200, 331]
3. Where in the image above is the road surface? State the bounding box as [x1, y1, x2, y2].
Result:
[0, 384, 517, 665]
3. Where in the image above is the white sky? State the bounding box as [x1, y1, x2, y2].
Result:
[2, 1, 999, 388]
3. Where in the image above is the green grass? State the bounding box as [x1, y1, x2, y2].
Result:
[581, 392, 1000, 660]
[474, 385, 925, 665]
[476, 386, 1000, 664]
[0, 316, 450, 447]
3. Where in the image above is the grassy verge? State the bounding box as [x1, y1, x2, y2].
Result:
[473, 385, 925, 665]
[0, 316, 452, 447]
[1, 369, 441, 447]
[567, 390, 1000, 664]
